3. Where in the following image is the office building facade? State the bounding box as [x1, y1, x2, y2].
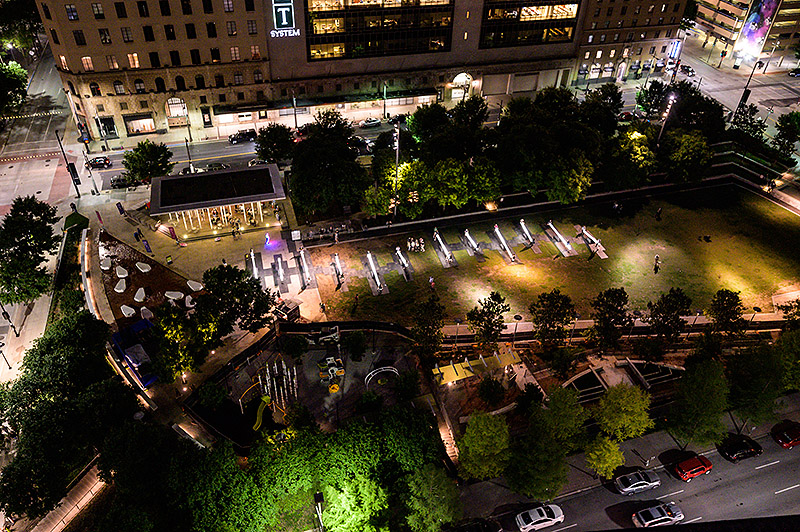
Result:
[38, 0, 593, 142]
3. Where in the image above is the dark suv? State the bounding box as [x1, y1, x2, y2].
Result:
[86, 156, 111, 169]
[228, 129, 257, 144]
[718, 433, 763, 463]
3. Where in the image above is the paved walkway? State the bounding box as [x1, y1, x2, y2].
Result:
[460, 393, 800, 517]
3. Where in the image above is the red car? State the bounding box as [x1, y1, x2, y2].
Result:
[675, 454, 713, 482]
[771, 420, 800, 449]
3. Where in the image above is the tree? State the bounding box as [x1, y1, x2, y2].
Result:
[458, 412, 510, 479]
[121, 139, 175, 183]
[281, 334, 309, 361]
[312, 108, 355, 139]
[545, 150, 594, 204]
[431, 159, 470, 209]
[540, 387, 588, 452]
[466, 158, 501, 205]
[581, 83, 624, 137]
[194, 264, 276, 345]
[410, 294, 445, 366]
[777, 298, 800, 331]
[669, 359, 729, 446]
[635, 80, 670, 118]
[516, 383, 544, 415]
[505, 411, 568, 499]
[708, 289, 746, 337]
[342, 330, 367, 362]
[663, 129, 712, 183]
[393, 370, 421, 402]
[589, 287, 632, 349]
[598, 127, 657, 190]
[151, 304, 208, 381]
[529, 288, 576, 346]
[775, 330, 800, 392]
[478, 377, 505, 408]
[596, 384, 654, 442]
[727, 344, 784, 431]
[322, 474, 388, 532]
[197, 381, 228, 410]
[646, 287, 692, 342]
[732, 103, 767, 141]
[255, 123, 294, 162]
[772, 112, 800, 156]
[0, 61, 27, 117]
[405, 465, 463, 532]
[586, 436, 625, 479]
[0, 0, 43, 52]
[467, 291, 510, 353]
[0, 195, 59, 304]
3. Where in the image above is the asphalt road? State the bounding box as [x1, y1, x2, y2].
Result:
[516, 434, 800, 531]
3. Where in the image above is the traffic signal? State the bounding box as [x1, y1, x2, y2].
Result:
[721, 50, 728, 58]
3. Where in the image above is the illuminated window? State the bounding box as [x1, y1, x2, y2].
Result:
[250, 45, 260, 59]
[65, 4, 78, 20]
[128, 52, 140, 68]
[106, 55, 119, 69]
[114, 80, 125, 94]
[230, 46, 240, 61]
[59, 55, 68, 69]
[82, 56, 94, 71]
[610, 49, 616, 57]
[121, 27, 133, 42]
[596, 50, 602, 58]
[91, 2, 104, 17]
[223, 0, 233, 11]
[99, 28, 112, 44]
[227, 21, 237, 35]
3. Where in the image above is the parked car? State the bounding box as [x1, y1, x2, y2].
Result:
[789, 68, 800, 77]
[675, 453, 713, 482]
[85, 156, 111, 169]
[228, 129, 257, 144]
[359, 117, 381, 128]
[110, 175, 130, 189]
[771, 419, 800, 449]
[614, 470, 661, 495]
[348, 135, 374, 155]
[293, 123, 313, 142]
[617, 110, 643, 121]
[632, 502, 684, 528]
[203, 162, 231, 172]
[718, 433, 763, 463]
[442, 518, 502, 532]
[515, 504, 564, 531]
[179, 166, 205, 175]
[388, 113, 407, 125]
[248, 158, 268, 167]
[680, 64, 696, 77]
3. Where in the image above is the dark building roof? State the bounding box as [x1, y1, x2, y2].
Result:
[149, 164, 285, 215]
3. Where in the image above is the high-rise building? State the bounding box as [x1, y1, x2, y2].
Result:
[38, 0, 589, 142]
[694, 0, 798, 70]
[574, 0, 687, 84]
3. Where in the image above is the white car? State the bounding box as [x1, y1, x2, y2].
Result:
[248, 158, 268, 167]
[614, 470, 661, 495]
[632, 503, 684, 528]
[515, 504, 564, 531]
[359, 117, 381, 128]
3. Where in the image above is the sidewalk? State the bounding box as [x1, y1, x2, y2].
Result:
[460, 392, 800, 517]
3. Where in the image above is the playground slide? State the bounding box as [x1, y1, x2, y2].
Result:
[253, 396, 270, 431]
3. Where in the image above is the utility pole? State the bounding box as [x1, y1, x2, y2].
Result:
[94, 109, 110, 152]
[764, 40, 781, 74]
[393, 123, 400, 217]
[731, 56, 760, 124]
[185, 138, 194, 173]
[291, 91, 298, 130]
[55, 130, 81, 199]
[383, 82, 388, 119]
[81, 150, 100, 195]
[0, 302, 19, 337]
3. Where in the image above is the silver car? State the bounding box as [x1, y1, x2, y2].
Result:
[614, 470, 661, 495]
[632, 503, 683, 527]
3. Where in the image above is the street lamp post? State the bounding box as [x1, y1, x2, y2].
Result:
[685, 310, 702, 340]
[764, 41, 781, 74]
[454, 318, 462, 350]
[0, 342, 10, 370]
[393, 123, 400, 218]
[749, 306, 762, 330]
[568, 313, 580, 345]
[732, 55, 761, 123]
[81, 150, 100, 195]
[512, 314, 522, 349]
[383, 81, 388, 119]
[0, 302, 19, 337]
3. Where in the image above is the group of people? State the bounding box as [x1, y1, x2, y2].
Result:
[407, 237, 425, 253]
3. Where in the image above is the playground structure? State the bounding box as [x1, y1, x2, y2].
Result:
[238, 358, 298, 426]
[318, 356, 346, 393]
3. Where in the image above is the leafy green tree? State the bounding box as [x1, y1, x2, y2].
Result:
[323, 474, 388, 532]
[451, 94, 489, 132]
[775, 330, 800, 391]
[362, 185, 393, 217]
[646, 287, 692, 342]
[529, 288, 577, 346]
[0, 195, 59, 304]
[598, 127, 657, 190]
[635, 80, 670, 118]
[396, 160, 436, 219]
[548, 347, 578, 379]
[772, 112, 800, 156]
[343, 330, 367, 361]
[151, 304, 208, 381]
[669, 359, 729, 445]
[410, 294, 445, 366]
[282, 334, 309, 361]
[596, 384, 654, 441]
[197, 381, 228, 410]
[777, 298, 800, 331]
[708, 288, 746, 337]
[727, 344, 784, 431]
[585, 435, 625, 478]
[405, 465, 463, 532]
[581, 82, 624, 136]
[467, 291, 510, 353]
[732, 103, 767, 141]
[291, 120, 369, 213]
[541, 387, 588, 452]
[589, 287, 632, 349]
[255, 123, 294, 162]
[545, 150, 594, 204]
[0, 0, 43, 51]
[458, 412, 510, 479]
[194, 264, 276, 345]
[663, 129, 712, 183]
[431, 159, 470, 209]
[393, 370, 421, 402]
[478, 377, 505, 408]
[467, 158, 501, 204]
[505, 411, 568, 499]
[121, 139, 175, 183]
[407, 102, 451, 145]
[0, 60, 27, 117]
[516, 383, 544, 416]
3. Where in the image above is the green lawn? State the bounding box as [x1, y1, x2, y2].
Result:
[312, 185, 800, 325]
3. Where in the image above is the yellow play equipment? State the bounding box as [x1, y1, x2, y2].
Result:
[252, 395, 272, 431]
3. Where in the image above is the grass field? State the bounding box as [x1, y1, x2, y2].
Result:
[311, 185, 800, 325]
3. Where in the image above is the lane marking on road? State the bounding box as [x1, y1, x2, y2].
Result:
[755, 460, 780, 470]
[657, 490, 684, 499]
[684, 517, 703, 524]
[775, 484, 800, 495]
[552, 524, 577, 532]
